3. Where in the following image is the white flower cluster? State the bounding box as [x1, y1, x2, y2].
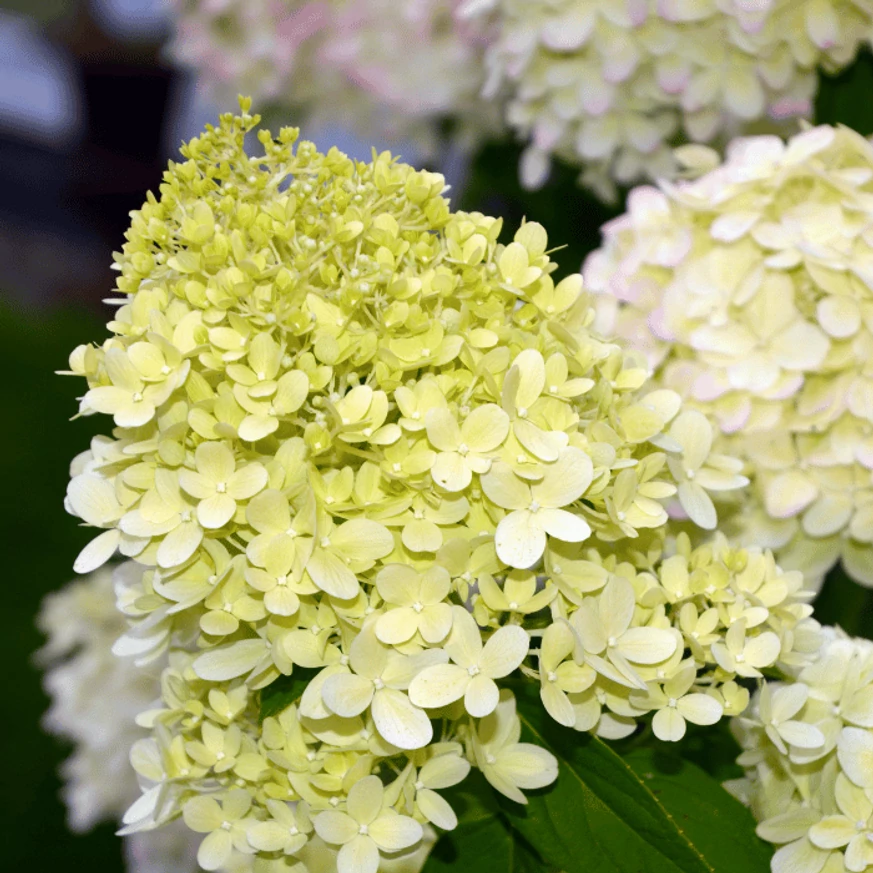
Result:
[166, 0, 499, 160]
[731, 628, 873, 873]
[37, 568, 210, 873]
[467, 0, 873, 196]
[586, 123, 873, 588]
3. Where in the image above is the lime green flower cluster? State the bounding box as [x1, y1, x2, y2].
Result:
[587, 124, 873, 589]
[65, 103, 770, 873]
[730, 628, 873, 873]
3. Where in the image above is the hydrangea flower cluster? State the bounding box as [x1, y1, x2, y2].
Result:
[36, 568, 218, 873]
[730, 628, 873, 873]
[586, 123, 873, 589]
[60, 103, 796, 873]
[467, 0, 873, 196]
[166, 0, 498, 160]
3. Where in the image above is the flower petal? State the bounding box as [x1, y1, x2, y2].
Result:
[371, 687, 433, 750]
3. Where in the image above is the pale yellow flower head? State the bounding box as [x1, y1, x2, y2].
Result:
[469, 0, 873, 197]
[587, 123, 873, 589]
[63, 102, 749, 871]
[730, 628, 873, 873]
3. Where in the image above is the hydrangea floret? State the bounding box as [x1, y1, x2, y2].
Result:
[587, 123, 873, 589]
[730, 627, 873, 873]
[166, 0, 500, 161]
[61, 102, 801, 873]
[36, 568, 232, 873]
[464, 0, 873, 197]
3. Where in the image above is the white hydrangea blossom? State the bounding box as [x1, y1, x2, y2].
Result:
[37, 567, 247, 873]
[166, 0, 500, 160]
[466, 0, 873, 197]
[586, 123, 873, 588]
[730, 628, 873, 873]
[37, 567, 161, 833]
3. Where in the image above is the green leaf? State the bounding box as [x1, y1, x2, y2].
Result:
[258, 667, 320, 721]
[421, 815, 515, 873]
[422, 772, 555, 873]
[624, 745, 772, 871]
[809, 563, 873, 641]
[816, 51, 873, 136]
[501, 682, 771, 873]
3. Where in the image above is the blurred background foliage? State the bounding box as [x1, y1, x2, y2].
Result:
[2, 1, 873, 869]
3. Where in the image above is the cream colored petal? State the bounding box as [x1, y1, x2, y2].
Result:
[765, 471, 818, 519]
[237, 414, 278, 443]
[744, 632, 781, 669]
[808, 816, 855, 850]
[497, 744, 558, 790]
[480, 463, 530, 510]
[463, 404, 510, 452]
[376, 607, 418, 645]
[777, 721, 824, 749]
[616, 628, 678, 665]
[197, 829, 233, 872]
[653, 707, 686, 742]
[322, 673, 374, 718]
[431, 452, 472, 492]
[337, 835, 380, 873]
[227, 462, 268, 499]
[74, 529, 120, 573]
[156, 520, 202, 568]
[372, 688, 433, 750]
[770, 838, 828, 873]
[193, 639, 265, 681]
[677, 481, 716, 530]
[197, 493, 236, 529]
[419, 754, 471, 790]
[465, 674, 500, 718]
[314, 810, 358, 846]
[537, 507, 591, 543]
[599, 577, 635, 639]
[445, 606, 483, 667]
[542, 682, 576, 728]
[195, 441, 235, 482]
[416, 787, 457, 830]
[331, 519, 394, 564]
[347, 775, 384, 826]
[514, 419, 566, 462]
[368, 811, 423, 852]
[419, 603, 453, 644]
[495, 510, 546, 570]
[408, 663, 470, 709]
[677, 693, 722, 726]
[480, 625, 529, 679]
[424, 408, 461, 452]
[402, 518, 443, 553]
[307, 548, 360, 599]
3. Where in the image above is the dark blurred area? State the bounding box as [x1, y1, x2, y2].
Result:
[0, 1, 173, 869]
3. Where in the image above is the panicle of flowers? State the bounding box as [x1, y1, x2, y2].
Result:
[37, 567, 241, 873]
[586, 123, 873, 590]
[529, 531, 820, 742]
[63, 101, 751, 873]
[730, 627, 873, 873]
[166, 0, 499, 161]
[464, 0, 873, 198]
